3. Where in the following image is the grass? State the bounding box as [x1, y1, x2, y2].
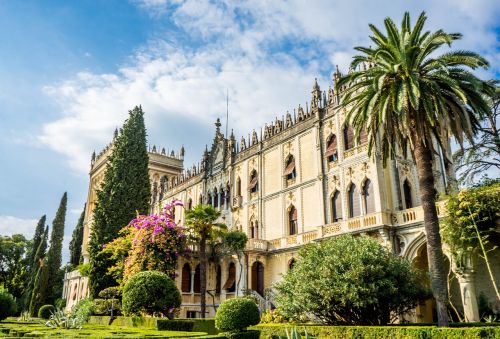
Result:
[0, 319, 207, 338]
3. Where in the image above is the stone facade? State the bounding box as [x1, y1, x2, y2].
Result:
[64, 71, 499, 321]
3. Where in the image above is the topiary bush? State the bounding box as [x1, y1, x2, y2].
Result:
[0, 289, 17, 321]
[156, 319, 195, 331]
[215, 297, 260, 333]
[38, 305, 55, 319]
[122, 271, 181, 317]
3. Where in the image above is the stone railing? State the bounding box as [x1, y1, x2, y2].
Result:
[343, 143, 368, 159]
[246, 238, 268, 251]
[393, 200, 447, 226]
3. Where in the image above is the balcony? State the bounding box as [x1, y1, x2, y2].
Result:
[343, 143, 368, 159]
[245, 238, 268, 251]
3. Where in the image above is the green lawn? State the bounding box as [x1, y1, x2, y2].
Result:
[0, 319, 206, 338]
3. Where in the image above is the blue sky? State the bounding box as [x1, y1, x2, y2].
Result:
[1, 0, 499, 263]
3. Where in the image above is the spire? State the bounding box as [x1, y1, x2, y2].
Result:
[215, 118, 221, 134]
[180, 145, 185, 158]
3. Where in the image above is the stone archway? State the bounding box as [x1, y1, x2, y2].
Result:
[251, 261, 265, 296]
[412, 243, 436, 323]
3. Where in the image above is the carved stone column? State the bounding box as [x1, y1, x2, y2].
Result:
[452, 250, 480, 322]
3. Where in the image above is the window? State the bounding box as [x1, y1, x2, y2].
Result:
[250, 221, 258, 239]
[199, 194, 203, 205]
[181, 263, 191, 293]
[359, 127, 368, 144]
[248, 170, 258, 193]
[284, 155, 296, 180]
[213, 188, 219, 208]
[288, 258, 296, 271]
[207, 193, 212, 206]
[403, 179, 413, 209]
[348, 184, 360, 218]
[288, 206, 298, 235]
[236, 177, 241, 196]
[362, 179, 375, 214]
[223, 263, 236, 292]
[159, 176, 167, 200]
[187, 198, 193, 211]
[344, 125, 355, 150]
[325, 135, 338, 162]
[193, 264, 201, 293]
[225, 184, 231, 207]
[215, 265, 222, 294]
[331, 191, 342, 222]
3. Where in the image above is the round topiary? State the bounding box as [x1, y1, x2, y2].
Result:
[38, 304, 55, 319]
[0, 289, 17, 321]
[122, 271, 181, 317]
[215, 297, 260, 332]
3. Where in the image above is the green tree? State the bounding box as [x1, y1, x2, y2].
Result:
[185, 204, 226, 318]
[29, 226, 49, 315]
[454, 84, 500, 184]
[69, 205, 85, 266]
[221, 231, 248, 295]
[274, 235, 428, 325]
[89, 106, 151, 297]
[27, 215, 46, 274]
[45, 192, 67, 304]
[0, 234, 29, 303]
[336, 12, 492, 326]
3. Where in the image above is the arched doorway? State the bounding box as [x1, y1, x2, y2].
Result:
[251, 261, 265, 296]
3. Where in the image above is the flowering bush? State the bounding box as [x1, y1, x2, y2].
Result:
[102, 200, 186, 284]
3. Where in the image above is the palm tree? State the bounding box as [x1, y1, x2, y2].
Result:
[185, 204, 226, 318]
[336, 12, 492, 326]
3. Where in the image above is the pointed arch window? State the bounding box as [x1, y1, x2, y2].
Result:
[223, 263, 236, 292]
[344, 125, 355, 150]
[213, 188, 219, 208]
[288, 206, 298, 235]
[362, 179, 375, 214]
[207, 193, 212, 206]
[331, 190, 342, 222]
[193, 264, 201, 293]
[181, 263, 191, 293]
[225, 184, 231, 208]
[403, 179, 413, 209]
[348, 184, 360, 218]
[326, 134, 338, 162]
[359, 127, 368, 145]
[248, 170, 258, 193]
[159, 176, 167, 201]
[284, 155, 296, 180]
[187, 198, 193, 211]
[236, 177, 241, 196]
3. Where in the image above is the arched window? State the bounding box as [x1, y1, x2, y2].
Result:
[223, 263, 236, 292]
[181, 263, 191, 293]
[225, 184, 231, 208]
[248, 170, 258, 193]
[362, 179, 375, 214]
[359, 127, 368, 144]
[215, 265, 222, 294]
[236, 177, 241, 196]
[403, 179, 413, 209]
[193, 264, 201, 293]
[288, 258, 296, 271]
[213, 188, 219, 208]
[220, 189, 225, 210]
[207, 193, 212, 206]
[187, 198, 193, 211]
[348, 184, 360, 218]
[199, 194, 203, 205]
[344, 125, 355, 150]
[284, 155, 296, 180]
[325, 134, 338, 162]
[288, 206, 298, 235]
[152, 181, 158, 204]
[159, 176, 167, 201]
[331, 191, 342, 222]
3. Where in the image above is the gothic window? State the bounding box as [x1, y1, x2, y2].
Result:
[199, 194, 203, 205]
[359, 127, 368, 145]
[187, 198, 193, 211]
[403, 179, 413, 209]
[343, 125, 355, 150]
[207, 193, 212, 206]
[288, 258, 296, 271]
[348, 183, 360, 218]
[288, 205, 298, 235]
[215, 265, 222, 294]
[152, 181, 158, 205]
[284, 155, 296, 180]
[223, 263, 236, 292]
[236, 177, 241, 196]
[181, 263, 191, 293]
[254, 221, 259, 239]
[193, 264, 201, 293]
[325, 134, 338, 162]
[331, 190, 342, 222]
[159, 176, 167, 201]
[248, 170, 258, 193]
[362, 179, 375, 214]
[213, 188, 219, 208]
[225, 184, 231, 207]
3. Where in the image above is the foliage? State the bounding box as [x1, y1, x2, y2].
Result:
[98, 286, 122, 299]
[0, 289, 17, 320]
[454, 84, 500, 184]
[29, 226, 49, 316]
[89, 106, 151, 297]
[260, 308, 287, 324]
[225, 330, 260, 339]
[274, 235, 428, 325]
[76, 263, 90, 277]
[185, 204, 227, 318]
[44, 309, 83, 329]
[102, 200, 187, 285]
[38, 304, 55, 319]
[70, 298, 95, 324]
[122, 270, 181, 317]
[17, 311, 32, 322]
[45, 192, 67, 305]
[54, 298, 66, 310]
[0, 234, 29, 304]
[26, 215, 46, 278]
[69, 205, 85, 266]
[278, 327, 314, 339]
[221, 231, 248, 253]
[157, 319, 195, 331]
[93, 298, 122, 316]
[215, 297, 260, 333]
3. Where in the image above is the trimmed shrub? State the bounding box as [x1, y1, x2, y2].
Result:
[0, 289, 17, 321]
[122, 271, 181, 317]
[157, 319, 195, 331]
[98, 286, 122, 300]
[93, 298, 122, 316]
[37, 305, 54, 319]
[226, 330, 260, 339]
[215, 298, 260, 333]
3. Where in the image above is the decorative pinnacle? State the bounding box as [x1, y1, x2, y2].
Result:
[215, 118, 221, 133]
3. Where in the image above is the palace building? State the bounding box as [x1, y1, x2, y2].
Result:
[63, 69, 499, 323]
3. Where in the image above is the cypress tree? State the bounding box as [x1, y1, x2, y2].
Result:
[29, 226, 49, 315]
[45, 192, 67, 304]
[69, 205, 85, 266]
[27, 215, 46, 273]
[89, 106, 151, 296]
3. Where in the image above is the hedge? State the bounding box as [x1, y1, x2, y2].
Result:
[157, 319, 195, 331]
[253, 324, 500, 339]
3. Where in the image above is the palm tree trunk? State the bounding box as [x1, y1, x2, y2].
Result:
[200, 236, 207, 319]
[413, 138, 450, 327]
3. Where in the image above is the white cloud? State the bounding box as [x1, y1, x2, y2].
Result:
[0, 215, 38, 238]
[40, 0, 500, 173]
